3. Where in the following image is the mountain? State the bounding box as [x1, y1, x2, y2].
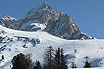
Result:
[0, 16, 21, 30]
[20, 2, 59, 31]
[0, 2, 93, 39]
[23, 2, 59, 24]
[19, 21, 46, 31]
[44, 11, 94, 39]
[44, 11, 80, 39]
[0, 25, 103, 69]
[0, 2, 102, 69]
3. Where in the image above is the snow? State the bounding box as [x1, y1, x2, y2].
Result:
[0, 25, 104, 69]
[20, 21, 46, 30]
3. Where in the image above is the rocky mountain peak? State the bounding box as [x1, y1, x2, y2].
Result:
[40, 2, 48, 8]
[0, 16, 21, 30]
[0, 2, 93, 40]
[44, 12, 80, 39]
[23, 2, 59, 24]
[36, 2, 50, 11]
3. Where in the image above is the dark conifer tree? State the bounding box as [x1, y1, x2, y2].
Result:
[54, 48, 67, 69]
[33, 61, 41, 69]
[36, 61, 41, 69]
[54, 48, 61, 69]
[43, 46, 54, 69]
[84, 56, 91, 68]
[11, 53, 33, 69]
[2, 55, 4, 60]
[60, 48, 67, 69]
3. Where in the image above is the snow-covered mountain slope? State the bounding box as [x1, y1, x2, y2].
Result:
[0, 2, 59, 31]
[0, 25, 103, 69]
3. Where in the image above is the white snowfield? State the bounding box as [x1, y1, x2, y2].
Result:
[0, 25, 104, 69]
[20, 21, 46, 31]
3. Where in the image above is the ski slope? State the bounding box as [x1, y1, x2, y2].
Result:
[0, 25, 104, 69]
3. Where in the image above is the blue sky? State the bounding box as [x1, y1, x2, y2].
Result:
[0, 0, 104, 38]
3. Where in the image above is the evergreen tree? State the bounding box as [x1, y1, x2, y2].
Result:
[2, 55, 4, 60]
[25, 54, 33, 68]
[84, 61, 91, 68]
[43, 46, 54, 69]
[84, 56, 91, 68]
[54, 48, 67, 69]
[60, 48, 67, 69]
[36, 61, 41, 69]
[11, 53, 33, 69]
[54, 48, 61, 69]
[33, 61, 41, 69]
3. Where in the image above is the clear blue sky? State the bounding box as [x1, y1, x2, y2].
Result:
[0, 0, 104, 39]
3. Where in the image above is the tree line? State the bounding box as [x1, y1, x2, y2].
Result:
[11, 46, 91, 69]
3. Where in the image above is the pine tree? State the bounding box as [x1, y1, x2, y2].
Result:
[84, 56, 91, 68]
[60, 48, 67, 69]
[54, 48, 61, 69]
[54, 48, 67, 69]
[33, 61, 41, 69]
[84, 61, 91, 68]
[36, 61, 41, 69]
[43, 46, 54, 69]
[2, 55, 4, 60]
[11, 53, 33, 69]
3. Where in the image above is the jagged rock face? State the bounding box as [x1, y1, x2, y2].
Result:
[44, 13, 81, 39]
[0, 16, 21, 30]
[0, 2, 94, 40]
[22, 2, 59, 24]
[20, 21, 46, 31]
[19, 20, 46, 31]
[22, 25, 41, 31]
